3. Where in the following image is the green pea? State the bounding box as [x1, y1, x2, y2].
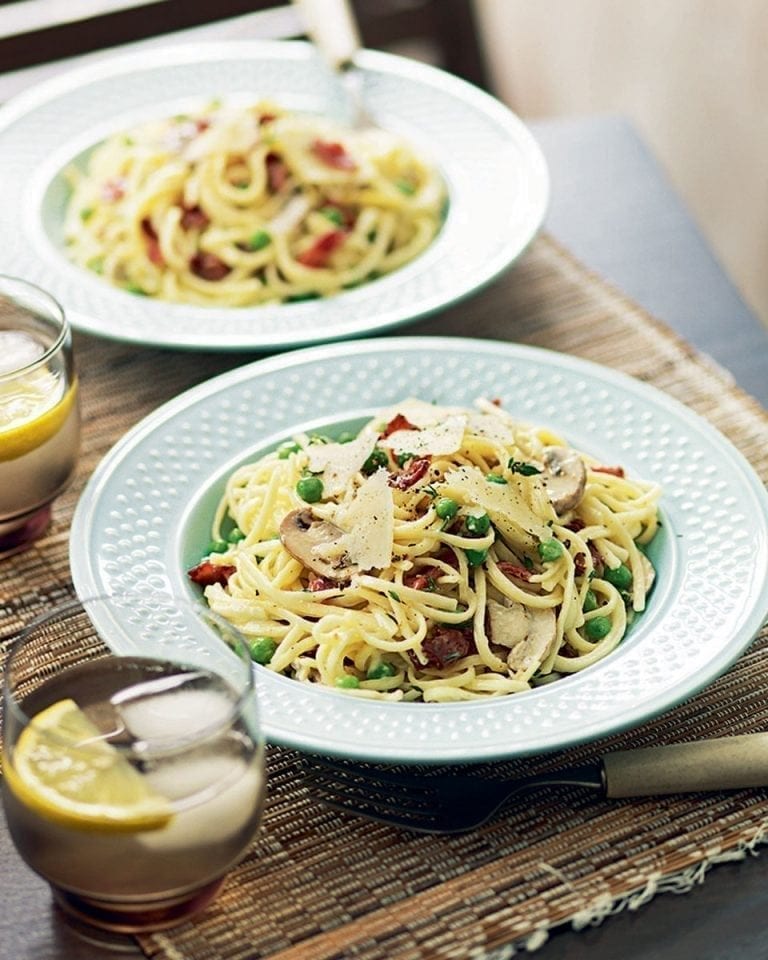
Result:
[435, 497, 459, 520]
[538, 538, 563, 562]
[465, 513, 490, 536]
[277, 441, 301, 459]
[395, 179, 416, 195]
[464, 547, 488, 567]
[336, 675, 360, 689]
[367, 662, 397, 680]
[227, 527, 245, 543]
[248, 637, 277, 665]
[207, 539, 228, 554]
[247, 229, 271, 251]
[362, 448, 389, 474]
[320, 206, 344, 226]
[582, 589, 598, 612]
[584, 615, 612, 640]
[80, 206, 95, 221]
[603, 563, 633, 590]
[296, 475, 323, 503]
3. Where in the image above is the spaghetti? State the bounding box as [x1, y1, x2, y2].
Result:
[188, 398, 661, 702]
[63, 100, 446, 306]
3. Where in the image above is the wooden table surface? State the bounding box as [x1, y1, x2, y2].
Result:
[1, 47, 767, 960]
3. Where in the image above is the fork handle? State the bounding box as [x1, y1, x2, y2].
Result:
[602, 733, 768, 798]
[295, 0, 362, 70]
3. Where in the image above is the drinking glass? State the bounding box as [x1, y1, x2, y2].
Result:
[2, 592, 266, 934]
[0, 275, 80, 556]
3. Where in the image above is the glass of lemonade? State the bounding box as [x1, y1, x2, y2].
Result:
[0, 275, 80, 556]
[2, 592, 266, 933]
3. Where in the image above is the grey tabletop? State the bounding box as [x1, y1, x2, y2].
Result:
[1, 112, 767, 960]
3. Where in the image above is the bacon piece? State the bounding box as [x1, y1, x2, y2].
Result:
[181, 205, 210, 231]
[141, 218, 164, 266]
[266, 153, 288, 192]
[383, 413, 419, 437]
[574, 553, 587, 577]
[413, 627, 474, 670]
[297, 230, 346, 268]
[187, 560, 236, 587]
[436, 547, 459, 569]
[390, 457, 431, 490]
[592, 465, 625, 477]
[565, 518, 586, 532]
[497, 562, 533, 582]
[311, 139, 357, 171]
[190, 252, 230, 281]
[403, 564, 443, 591]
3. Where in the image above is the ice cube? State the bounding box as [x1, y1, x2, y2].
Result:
[112, 672, 235, 745]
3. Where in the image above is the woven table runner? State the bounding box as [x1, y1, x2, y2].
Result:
[2, 233, 767, 959]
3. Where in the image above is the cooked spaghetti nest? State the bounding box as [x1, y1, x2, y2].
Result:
[63, 99, 447, 306]
[189, 398, 661, 702]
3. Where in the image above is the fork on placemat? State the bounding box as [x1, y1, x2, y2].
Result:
[302, 733, 768, 834]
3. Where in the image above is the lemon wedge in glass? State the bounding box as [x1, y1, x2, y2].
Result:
[4, 698, 173, 833]
[0, 375, 78, 463]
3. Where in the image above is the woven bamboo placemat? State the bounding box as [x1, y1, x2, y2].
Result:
[2, 233, 767, 959]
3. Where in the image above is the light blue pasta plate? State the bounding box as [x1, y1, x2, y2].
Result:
[0, 41, 548, 351]
[70, 337, 768, 763]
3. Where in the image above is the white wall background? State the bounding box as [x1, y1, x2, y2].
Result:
[474, 0, 768, 328]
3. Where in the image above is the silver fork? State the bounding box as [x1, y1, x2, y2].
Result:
[295, 0, 378, 130]
[302, 733, 768, 834]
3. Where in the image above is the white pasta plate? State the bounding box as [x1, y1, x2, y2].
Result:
[0, 41, 548, 351]
[70, 337, 768, 763]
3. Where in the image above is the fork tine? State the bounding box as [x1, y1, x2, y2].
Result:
[302, 761, 437, 811]
[315, 793, 445, 833]
[303, 755, 441, 794]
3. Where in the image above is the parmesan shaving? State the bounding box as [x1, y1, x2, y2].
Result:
[327, 468, 394, 570]
[305, 429, 378, 497]
[384, 414, 467, 457]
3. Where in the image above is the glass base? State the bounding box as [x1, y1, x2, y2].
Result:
[51, 877, 225, 934]
[0, 503, 52, 557]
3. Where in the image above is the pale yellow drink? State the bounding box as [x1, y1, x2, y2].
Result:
[0, 279, 80, 554]
[3, 655, 265, 932]
[3, 592, 267, 933]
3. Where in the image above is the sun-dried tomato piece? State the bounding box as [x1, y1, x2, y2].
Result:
[311, 139, 357, 171]
[592, 465, 625, 477]
[390, 457, 431, 490]
[296, 230, 345, 268]
[382, 413, 418, 437]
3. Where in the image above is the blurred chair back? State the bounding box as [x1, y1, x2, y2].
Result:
[0, 0, 490, 89]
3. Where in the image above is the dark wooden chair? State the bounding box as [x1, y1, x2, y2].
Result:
[0, 0, 491, 90]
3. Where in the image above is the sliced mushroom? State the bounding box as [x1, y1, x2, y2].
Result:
[542, 446, 587, 514]
[487, 598, 557, 677]
[279, 509, 360, 581]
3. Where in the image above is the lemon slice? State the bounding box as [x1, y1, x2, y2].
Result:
[0, 376, 78, 462]
[4, 698, 173, 833]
